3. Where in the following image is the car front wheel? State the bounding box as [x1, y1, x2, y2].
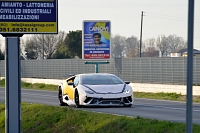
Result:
[74, 90, 82, 108]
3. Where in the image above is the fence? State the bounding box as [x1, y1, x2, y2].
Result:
[1, 57, 200, 85]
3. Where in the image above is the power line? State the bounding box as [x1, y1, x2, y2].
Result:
[145, 12, 200, 22]
[146, 12, 186, 18]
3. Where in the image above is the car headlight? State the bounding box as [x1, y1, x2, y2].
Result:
[123, 88, 131, 94]
[85, 90, 95, 94]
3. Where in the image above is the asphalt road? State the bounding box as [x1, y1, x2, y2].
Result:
[0, 88, 200, 125]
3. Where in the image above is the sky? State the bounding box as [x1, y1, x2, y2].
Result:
[1, 0, 200, 50]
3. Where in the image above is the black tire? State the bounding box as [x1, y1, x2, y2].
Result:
[58, 88, 68, 106]
[74, 90, 81, 108]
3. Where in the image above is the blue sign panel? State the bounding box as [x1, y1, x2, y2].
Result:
[82, 20, 111, 60]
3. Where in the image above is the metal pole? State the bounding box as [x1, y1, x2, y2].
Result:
[5, 37, 21, 133]
[84, 61, 109, 73]
[95, 63, 98, 73]
[139, 11, 144, 57]
[43, 34, 44, 59]
[186, 0, 194, 133]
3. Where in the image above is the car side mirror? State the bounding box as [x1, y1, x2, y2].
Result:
[68, 82, 74, 85]
[124, 81, 130, 84]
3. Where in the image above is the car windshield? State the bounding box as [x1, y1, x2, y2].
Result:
[81, 74, 124, 85]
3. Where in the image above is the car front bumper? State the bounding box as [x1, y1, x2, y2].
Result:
[80, 93, 133, 106]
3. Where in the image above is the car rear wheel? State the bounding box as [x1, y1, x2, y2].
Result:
[58, 88, 68, 106]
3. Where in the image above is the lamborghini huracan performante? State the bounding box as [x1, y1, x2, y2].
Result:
[58, 73, 133, 108]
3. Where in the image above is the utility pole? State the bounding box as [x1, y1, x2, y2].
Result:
[140, 11, 144, 57]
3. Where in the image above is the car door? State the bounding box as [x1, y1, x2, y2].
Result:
[63, 76, 75, 99]
[68, 76, 79, 100]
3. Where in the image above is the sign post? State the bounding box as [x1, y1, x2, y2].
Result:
[84, 61, 109, 73]
[186, 0, 194, 132]
[5, 37, 21, 133]
[0, 0, 58, 132]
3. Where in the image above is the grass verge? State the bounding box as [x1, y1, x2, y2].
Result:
[0, 103, 200, 133]
[0, 79, 200, 132]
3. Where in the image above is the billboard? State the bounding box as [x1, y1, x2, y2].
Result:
[0, 0, 58, 34]
[82, 20, 111, 60]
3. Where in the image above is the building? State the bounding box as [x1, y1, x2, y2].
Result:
[170, 48, 200, 57]
[143, 50, 159, 57]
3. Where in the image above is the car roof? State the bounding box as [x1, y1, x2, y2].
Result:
[65, 73, 117, 80]
[76, 73, 115, 76]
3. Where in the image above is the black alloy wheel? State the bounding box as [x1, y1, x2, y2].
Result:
[75, 91, 81, 108]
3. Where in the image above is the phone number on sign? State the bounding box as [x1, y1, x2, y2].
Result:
[0, 27, 38, 32]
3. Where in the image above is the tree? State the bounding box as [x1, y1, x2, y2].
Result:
[144, 47, 158, 57]
[52, 37, 71, 59]
[44, 34, 59, 59]
[183, 41, 187, 49]
[52, 44, 71, 59]
[145, 38, 156, 47]
[0, 40, 3, 60]
[156, 35, 168, 57]
[44, 31, 66, 59]
[24, 31, 67, 59]
[20, 37, 28, 60]
[111, 34, 126, 58]
[0, 39, 1, 51]
[167, 35, 185, 52]
[24, 37, 39, 59]
[0, 49, 4, 60]
[64, 30, 82, 58]
[143, 38, 158, 57]
[125, 36, 139, 57]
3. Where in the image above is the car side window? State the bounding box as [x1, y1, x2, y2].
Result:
[73, 76, 79, 87]
[67, 79, 73, 82]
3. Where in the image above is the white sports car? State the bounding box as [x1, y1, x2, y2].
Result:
[58, 73, 134, 108]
